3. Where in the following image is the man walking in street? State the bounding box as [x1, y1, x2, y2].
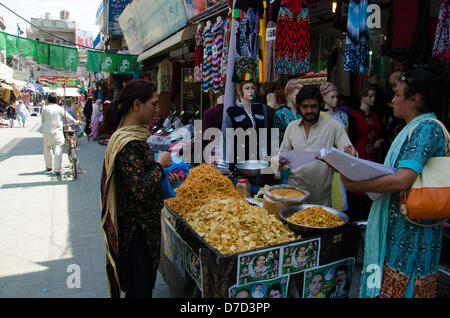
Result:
[41, 94, 79, 175]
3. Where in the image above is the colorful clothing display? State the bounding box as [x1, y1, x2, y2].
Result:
[212, 19, 225, 93]
[382, 0, 432, 61]
[265, 0, 282, 83]
[360, 114, 445, 298]
[274, 0, 310, 76]
[258, 1, 267, 83]
[203, 22, 214, 92]
[194, 26, 204, 83]
[157, 59, 173, 94]
[232, 0, 264, 82]
[432, 0, 450, 58]
[344, 0, 370, 73]
[220, 0, 234, 84]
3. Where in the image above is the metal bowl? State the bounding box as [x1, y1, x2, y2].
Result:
[235, 160, 270, 178]
[279, 204, 349, 236]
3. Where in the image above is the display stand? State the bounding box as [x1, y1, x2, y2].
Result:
[159, 204, 360, 298]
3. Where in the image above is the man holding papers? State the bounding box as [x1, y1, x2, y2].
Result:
[278, 85, 356, 207]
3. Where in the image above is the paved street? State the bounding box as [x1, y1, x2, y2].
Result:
[0, 116, 171, 298]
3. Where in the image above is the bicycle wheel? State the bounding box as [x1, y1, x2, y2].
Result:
[72, 158, 78, 179]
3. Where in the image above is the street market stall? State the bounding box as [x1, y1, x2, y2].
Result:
[159, 164, 360, 298]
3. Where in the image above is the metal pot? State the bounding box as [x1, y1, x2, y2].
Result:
[279, 204, 349, 237]
[235, 160, 270, 178]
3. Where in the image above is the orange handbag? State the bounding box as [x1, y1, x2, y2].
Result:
[399, 119, 450, 226]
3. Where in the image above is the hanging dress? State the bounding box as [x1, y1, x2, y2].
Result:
[265, 0, 282, 83]
[432, 0, 450, 59]
[194, 26, 204, 83]
[232, 0, 264, 82]
[220, 0, 234, 84]
[344, 0, 370, 73]
[212, 19, 225, 93]
[202, 23, 214, 93]
[274, 0, 310, 76]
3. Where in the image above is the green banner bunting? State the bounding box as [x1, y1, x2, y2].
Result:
[0, 33, 6, 50]
[36, 42, 50, 65]
[0, 30, 140, 75]
[5, 34, 19, 56]
[89, 51, 141, 74]
[18, 38, 37, 57]
[86, 50, 103, 73]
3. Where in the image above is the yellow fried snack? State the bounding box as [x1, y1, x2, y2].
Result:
[287, 206, 344, 228]
[184, 198, 300, 255]
[165, 163, 244, 217]
[270, 188, 304, 198]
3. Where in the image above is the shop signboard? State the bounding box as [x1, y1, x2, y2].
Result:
[107, 0, 131, 35]
[118, 0, 187, 55]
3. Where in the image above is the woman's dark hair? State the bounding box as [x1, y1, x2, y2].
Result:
[295, 85, 323, 106]
[103, 79, 157, 133]
[48, 94, 57, 104]
[399, 66, 449, 115]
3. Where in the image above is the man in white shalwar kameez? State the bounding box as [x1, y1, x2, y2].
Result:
[41, 94, 79, 175]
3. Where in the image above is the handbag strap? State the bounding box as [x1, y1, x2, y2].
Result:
[401, 118, 449, 227]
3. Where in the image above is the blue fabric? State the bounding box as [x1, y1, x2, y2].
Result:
[359, 113, 443, 298]
[155, 153, 190, 199]
[273, 106, 302, 143]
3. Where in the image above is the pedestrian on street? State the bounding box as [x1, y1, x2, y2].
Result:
[6, 103, 16, 128]
[89, 99, 102, 141]
[101, 79, 181, 298]
[16, 99, 29, 127]
[83, 97, 93, 136]
[40, 93, 79, 175]
[342, 69, 448, 298]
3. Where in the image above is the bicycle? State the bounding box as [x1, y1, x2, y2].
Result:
[64, 128, 80, 179]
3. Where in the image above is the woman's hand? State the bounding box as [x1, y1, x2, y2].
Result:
[156, 151, 172, 168]
[374, 139, 384, 150]
[340, 174, 357, 192]
[168, 172, 185, 184]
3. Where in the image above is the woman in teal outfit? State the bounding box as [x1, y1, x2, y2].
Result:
[273, 79, 303, 143]
[341, 69, 448, 298]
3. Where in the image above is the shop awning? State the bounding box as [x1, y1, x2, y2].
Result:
[137, 25, 196, 63]
[55, 87, 80, 97]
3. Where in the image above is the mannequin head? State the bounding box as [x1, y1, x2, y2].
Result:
[360, 84, 377, 108]
[320, 82, 339, 109]
[236, 81, 255, 103]
[285, 79, 303, 107]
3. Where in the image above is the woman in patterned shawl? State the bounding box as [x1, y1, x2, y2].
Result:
[342, 69, 448, 298]
[101, 79, 177, 298]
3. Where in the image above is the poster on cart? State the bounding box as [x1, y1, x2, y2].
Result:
[237, 247, 282, 286]
[184, 243, 203, 291]
[162, 216, 185, 278]
[302, 257, 355, 298]
[281, 238, 321, 275]
[229, 275, 290, 298]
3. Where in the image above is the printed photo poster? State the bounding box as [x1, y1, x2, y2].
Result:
[229, 276, 290, 298]
[281, 238, 320, 275]
[162, 216, 185, 278]
[184, 243, 202, 291]
[237, 247, 281, 285]
[302, 257, 355, 299]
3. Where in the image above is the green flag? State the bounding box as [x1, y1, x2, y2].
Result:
[49, 44, 64, 68]
[100, 53, 116, 73]
[0, 32, 6, 50]
[5, 34, 19, 56]
[18, 38, 37, 57]
[86, 50, 103, 73]
[36, 42, 50, 65]
[115, 54, 137, 74]
[63, 47, 79, 71]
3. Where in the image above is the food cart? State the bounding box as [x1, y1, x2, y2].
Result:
[158, 164, 360, 298]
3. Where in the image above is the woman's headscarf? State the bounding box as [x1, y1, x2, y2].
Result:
[92, 99, 102, 121]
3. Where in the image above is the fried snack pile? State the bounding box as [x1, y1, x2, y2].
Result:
[185, 198, 300, 255]
[165, 163, 244, 217]
[287, 206, 344, 228]
[270, 188, 304, 198]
